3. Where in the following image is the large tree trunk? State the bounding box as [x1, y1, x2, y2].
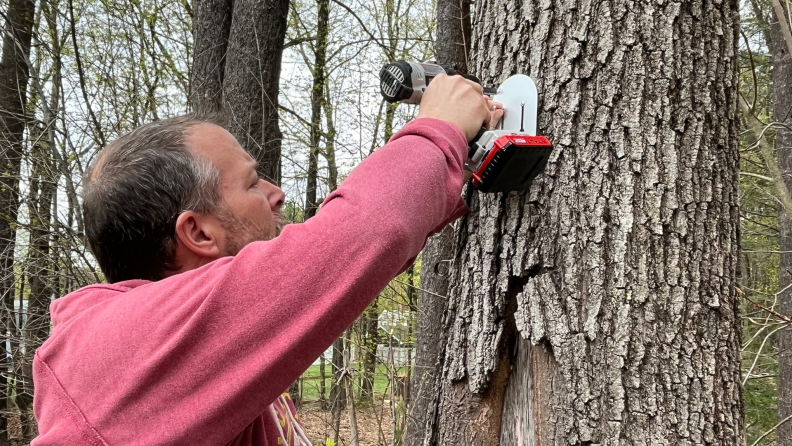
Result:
[191, 0, 288, 184]
[428, 0, 744, 443]
[773, 4, 792, 444]
[405, 1, 471, 444]
[189, 0, 233, 109]
[221, 0, 288, 184]
[0, 0, 36, 442]
[434, 0, 470, 72]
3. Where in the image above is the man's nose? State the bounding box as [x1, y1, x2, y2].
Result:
[260, 179, 285, 212]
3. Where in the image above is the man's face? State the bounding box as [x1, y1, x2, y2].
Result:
[186, 123, 286, 256]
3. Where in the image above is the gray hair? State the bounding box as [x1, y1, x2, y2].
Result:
[83, 112, 227, 283]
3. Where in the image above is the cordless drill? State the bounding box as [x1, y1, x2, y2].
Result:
[379, 61, 552, 193]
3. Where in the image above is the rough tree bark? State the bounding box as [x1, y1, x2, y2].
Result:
[191, 0, 289, 183]
[189, 0, 232, 108]
[434, 0, 470, 72]
[221, 0, 288, 183]
[773, 3, 792, 444]
[425, 0, 745, 443]
[0, 0, 36, 442]
[405, 1, 471, 444]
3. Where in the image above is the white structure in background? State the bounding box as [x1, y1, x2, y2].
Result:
[376, 309, 413, 367]
[310, 309, 414, 367]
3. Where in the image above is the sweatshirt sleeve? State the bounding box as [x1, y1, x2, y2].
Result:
[36, 118, 470, 445]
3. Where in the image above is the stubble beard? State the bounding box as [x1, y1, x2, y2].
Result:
[219, 207, 288, 256]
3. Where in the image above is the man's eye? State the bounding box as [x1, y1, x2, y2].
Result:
[250, 181, 259, 189]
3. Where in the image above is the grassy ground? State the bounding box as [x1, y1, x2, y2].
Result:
[298, 363, 409, 404]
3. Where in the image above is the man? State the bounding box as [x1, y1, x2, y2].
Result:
[32, 74, 500, 445]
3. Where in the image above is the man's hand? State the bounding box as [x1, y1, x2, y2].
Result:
[485, 96, 504, 130]
[462, 97, 503, 182]
[418, 74, 491, 142]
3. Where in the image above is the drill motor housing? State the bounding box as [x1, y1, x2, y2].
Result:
[379, 61, 494, 104]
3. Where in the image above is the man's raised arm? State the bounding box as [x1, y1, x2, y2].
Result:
[33, 75, 491, 445]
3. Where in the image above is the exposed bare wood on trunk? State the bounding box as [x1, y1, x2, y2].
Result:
[0, 0, 36, 441]
[431, 0, 744, 442]
[221, 0, 289, 184]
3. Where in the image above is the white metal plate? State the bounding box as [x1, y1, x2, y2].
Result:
[492, 74, 538, 136]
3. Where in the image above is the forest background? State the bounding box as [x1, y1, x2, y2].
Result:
[0, 0, 788, 444]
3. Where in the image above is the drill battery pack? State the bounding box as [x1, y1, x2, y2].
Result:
[471, 135, 553, 193]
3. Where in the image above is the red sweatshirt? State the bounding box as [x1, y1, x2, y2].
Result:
[32, 118, 469, 446]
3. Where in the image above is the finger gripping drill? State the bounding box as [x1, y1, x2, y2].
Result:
[379, 60, 553, 193]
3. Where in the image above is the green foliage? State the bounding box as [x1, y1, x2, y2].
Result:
[738, 1, 786, 442]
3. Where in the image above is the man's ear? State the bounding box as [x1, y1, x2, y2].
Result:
[174, 211, 224, 260]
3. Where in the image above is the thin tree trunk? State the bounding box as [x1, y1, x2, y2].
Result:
[15, 4, 61, 437]
[0, 0, 36, 442]
[305, 0, 330, 219]
[320, 354, 327, 410]
[406, 227, 454, 445]
[773, 1, 792, 442]
[291, 5, 332, 402]
[431, 0, 744, 442]
[361, 298, 378, 399]
[323, 84, 338, 192]
[404, 263, 417, 401]
[344, 347, 360, 446]
[221, 0, 289, 184]
[330, 333, 346, 444]
[19, 123, 57, 440]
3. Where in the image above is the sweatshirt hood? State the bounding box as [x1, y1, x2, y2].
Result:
[50, 280, 151, 329]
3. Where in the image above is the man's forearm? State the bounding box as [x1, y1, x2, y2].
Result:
[33, 118, 471, 446]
